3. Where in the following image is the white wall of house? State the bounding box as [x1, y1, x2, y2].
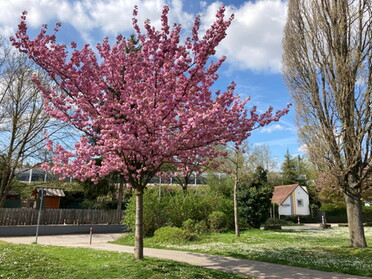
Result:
[279, 186, 310, 216]
[279, 196, 292, 216]
[295, 186, 310, 215]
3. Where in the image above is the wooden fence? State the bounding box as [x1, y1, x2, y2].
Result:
[0, 208, 124, 226]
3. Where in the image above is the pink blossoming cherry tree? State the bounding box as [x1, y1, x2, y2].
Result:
[12, 6, 289, 259]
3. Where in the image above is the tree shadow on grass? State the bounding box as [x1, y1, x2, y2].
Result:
[180, 249, 371, 278]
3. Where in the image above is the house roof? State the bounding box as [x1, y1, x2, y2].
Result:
[272, 184, 300, 205]
[32, 187, 65, 197]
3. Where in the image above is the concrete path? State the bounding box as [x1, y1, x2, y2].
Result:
[0, 234, 370, 279]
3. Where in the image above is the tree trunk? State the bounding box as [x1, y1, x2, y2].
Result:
[0, 169, 14, 208]
[181, 175, 189, 193]
[0, 195, 5, 208]
[182, 183, 188, 193]
[344, 188, 367, 248]
[134, 188, 144, 259]
[117, 176, 124, 211]
[234, 172, 240, 237]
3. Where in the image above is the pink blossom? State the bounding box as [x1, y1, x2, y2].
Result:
[11, 5, 289, 187]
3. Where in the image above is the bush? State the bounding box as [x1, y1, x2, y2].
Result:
[182, 219, 208, 235]
[123, 188, 233, 236]
[153, 226, 198, 243]
[320, 204, 372, 223]
[362, 206, 372, 222]
[163, 190, 233, 228]
[122, 190, 168, 236]
[208, 211, 227, 233]
[320, 203, 347, 223]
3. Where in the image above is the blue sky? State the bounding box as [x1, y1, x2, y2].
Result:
[0, 0, 302, 166]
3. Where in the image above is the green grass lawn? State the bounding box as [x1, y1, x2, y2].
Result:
[114, 227, 372, 277]
[0, 242, 249, 279]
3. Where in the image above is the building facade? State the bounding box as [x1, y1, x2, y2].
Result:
[272, 184, 310, 216]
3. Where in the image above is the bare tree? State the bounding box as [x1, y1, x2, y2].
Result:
[0, 42, 69, 207]
[247, 144, 277, 173]
[221, 143, 250, 237]
[283, 0, 371, 247]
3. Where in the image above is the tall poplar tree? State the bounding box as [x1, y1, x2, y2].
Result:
[283, 0, 371, 247]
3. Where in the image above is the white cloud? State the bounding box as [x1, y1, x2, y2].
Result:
[201, 0, 287, 73]
[0, 0, 193, 40]
[259, 124, 294, 133]
[298, 144, 308, 153]
[1, 0, 288, 73]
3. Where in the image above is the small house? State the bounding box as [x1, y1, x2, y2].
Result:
[32, 187, 65, 209]
[272, 184, 310, 216]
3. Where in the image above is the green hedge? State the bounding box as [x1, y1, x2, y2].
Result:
[363, 206, 372, 223]
[123, 188, 233, 236]
[320, 203, 372, 223]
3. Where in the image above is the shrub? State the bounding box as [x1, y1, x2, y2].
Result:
[362, 206, 372, 223]
[123, 188, 233, 236]
[182, 219, 208, 235]
[163, 190, 233, 228]
[208, 211, 227, 233]
[122, 189, 168, 236]
[320, 204, 372, 223]
[320, 203, 347, 223]
[153, 226, 198, 243]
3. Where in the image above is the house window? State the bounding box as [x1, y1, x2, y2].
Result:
[297, 199, 304, 207]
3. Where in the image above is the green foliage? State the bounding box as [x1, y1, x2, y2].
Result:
[238, 167, 273, 228]
[320, 203, 347, 223]
[80, 200, 117, 209]
[206, 173, 233, 198]
[59, 191, 84, 209]
[123, 189, 167, 236]
[280, 151, 315, 187]
[165, 190, 233, 228]
[281, 151, 298, 184]
[182, 219, 208, 235]
[76, 157, 116, 202]
[123, 188, 233, 236]
[79, 176, 115, 201]
[208, 211, 228, 233]
[320, 204, 372, 223]
[320, 203, 344, 211]
[153, 226, 198, 243]
[363, 206, 372, 223]
[306, 184, 321, 207]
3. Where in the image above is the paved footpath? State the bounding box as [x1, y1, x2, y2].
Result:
[0, 234, 370, 279]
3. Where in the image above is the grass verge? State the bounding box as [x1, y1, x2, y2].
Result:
[113, 227, 372, 277]
[0, 242, 249, 279]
